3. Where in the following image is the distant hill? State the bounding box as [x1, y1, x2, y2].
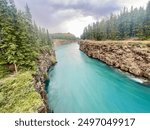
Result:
[51, 33, 77, 40]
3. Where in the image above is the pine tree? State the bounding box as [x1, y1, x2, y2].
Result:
[0, 0, 18, 72]
[25, 4, 36, 46]
[46, 30, 52, 46]
[16, 11, 37, 70]
[0, 0, 8, 64]
[81, 1, 150, 40]
[144, 1, 150, 39]
[25, 3, 32, 24]
[0, 0, 53, 74]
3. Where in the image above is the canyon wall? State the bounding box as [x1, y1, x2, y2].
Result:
[33, 49, 56, 113]
[79, 40, 150, 82]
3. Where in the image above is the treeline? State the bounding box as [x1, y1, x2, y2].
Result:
[51, 33, 77, 40]
[81, 1, 150, 40]
[0, 0, 52, 73]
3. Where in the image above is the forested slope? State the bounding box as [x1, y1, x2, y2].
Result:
[0, 0, 56, 112]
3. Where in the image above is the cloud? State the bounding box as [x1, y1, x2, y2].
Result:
[47, 0, 120, 18]
[15, 0, 120, 22]
[118, 0, 149, 9]
[14, 0, 121, 36]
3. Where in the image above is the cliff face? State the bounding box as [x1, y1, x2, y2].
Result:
[79, 40, 150, 82]
[33, 49, 56, 113]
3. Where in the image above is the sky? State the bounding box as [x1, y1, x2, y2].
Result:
[14, 0, 149, 37]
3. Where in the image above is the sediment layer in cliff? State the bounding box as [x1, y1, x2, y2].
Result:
[33, 48, 56, 113]
[79, 40, 150, 82]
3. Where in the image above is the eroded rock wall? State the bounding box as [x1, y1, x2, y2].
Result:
[79, 40, 150, 81]
[33, 49, 56, 113]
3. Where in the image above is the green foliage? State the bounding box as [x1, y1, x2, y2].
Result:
[34, 27, 53, 48]
[0, 0, 53, 73]
[81, 1, 150, 40]
[144, 1, 150, 39]
[0, 0, 54, 113]
[0, 71, 44, 112]
[51, 33, 77, 40]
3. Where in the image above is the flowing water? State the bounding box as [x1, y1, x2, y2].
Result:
[47, 43, 150, 113]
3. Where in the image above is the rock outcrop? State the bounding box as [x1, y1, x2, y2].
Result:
[33, 49, 56, 113]
[79, 40, 150, 82]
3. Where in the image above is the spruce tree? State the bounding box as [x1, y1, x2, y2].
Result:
[0, 0, 18, 72]
[144, 1, 150, 39]
[81, 1, 150, 40]
[0, 0, 53, 74]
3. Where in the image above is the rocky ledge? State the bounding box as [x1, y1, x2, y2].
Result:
[33, 48, 56, 113]
[79, 40, 150, 84]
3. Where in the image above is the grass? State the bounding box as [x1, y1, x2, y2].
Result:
[82, 39, 150, 44]
[0, 71, 44, 113]
[81, 40, 150, 48]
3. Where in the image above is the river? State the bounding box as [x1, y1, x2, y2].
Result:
[47, 43, 150, 113]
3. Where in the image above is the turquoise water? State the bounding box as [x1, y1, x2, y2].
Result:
[47, 43, 150, 113]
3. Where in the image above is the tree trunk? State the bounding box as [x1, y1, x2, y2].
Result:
[14, 63, 18, 73]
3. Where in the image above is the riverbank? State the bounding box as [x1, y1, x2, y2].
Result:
[79, 40, 150, 84]
[0, 48, 56, 113]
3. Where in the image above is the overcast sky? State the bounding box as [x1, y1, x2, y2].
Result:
[14, 0, 149, 37]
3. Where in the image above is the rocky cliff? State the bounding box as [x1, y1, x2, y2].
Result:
[79, 40, 150, 83]
[33, 49, 56, 113]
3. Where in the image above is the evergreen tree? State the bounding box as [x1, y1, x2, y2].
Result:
[144, 1, 150, 38]
[81, 1, 150, 40]
[0, 0, 18, 72]
[0, 0, 53, 73]
[25, 3, 32, 23]
[46, 30, 52, 46]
